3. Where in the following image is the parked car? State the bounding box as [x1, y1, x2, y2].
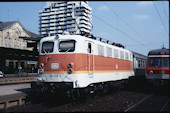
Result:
[0, 71, 4, 78]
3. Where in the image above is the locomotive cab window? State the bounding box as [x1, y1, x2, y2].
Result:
[41, 41, 54, 53]
[59, 40, 76, 52]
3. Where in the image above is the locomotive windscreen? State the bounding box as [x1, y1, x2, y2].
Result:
[41, 41, 54, 53]
[59, 40, 76, 52]
[149, 58, 161, 67]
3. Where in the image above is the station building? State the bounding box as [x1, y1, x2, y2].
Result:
[39, 1, 92, 37]
[0, 21, 40, 76]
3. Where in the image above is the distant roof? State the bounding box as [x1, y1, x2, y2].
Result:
[148, 48, 169, 55]
[27, 31, 40, 39]
[0, 21, 18, 31]
[0, 21, 41, 40]
[132, 51, 147, 58]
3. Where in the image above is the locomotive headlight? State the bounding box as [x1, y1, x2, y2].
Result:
[39, 63, 44, 69]
[149, 70, 153, 74]
[68, 68, 73, 74]
[67, 63, 73, 68]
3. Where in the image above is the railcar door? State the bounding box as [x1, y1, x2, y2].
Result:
[86, 41, 94, 78]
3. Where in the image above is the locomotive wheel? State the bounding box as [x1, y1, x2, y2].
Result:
[70, 89, 80, 101]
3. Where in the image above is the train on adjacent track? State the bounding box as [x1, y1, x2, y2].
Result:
[31, 32, 146, 100]
[145, 47, 169, 86]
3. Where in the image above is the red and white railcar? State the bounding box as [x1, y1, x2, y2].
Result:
[145, 47, 170, 85]
[33, 34, 134, 99]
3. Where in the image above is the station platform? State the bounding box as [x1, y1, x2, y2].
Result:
[0, 83, 31, 97]
[0, 83, 31, 109]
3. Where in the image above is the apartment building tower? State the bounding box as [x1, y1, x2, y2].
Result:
[39, 1, 92, 37]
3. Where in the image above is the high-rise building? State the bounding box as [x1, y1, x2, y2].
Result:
[39, 1, 92, 37]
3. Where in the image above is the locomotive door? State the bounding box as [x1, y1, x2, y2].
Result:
[86, 41, 94, 78]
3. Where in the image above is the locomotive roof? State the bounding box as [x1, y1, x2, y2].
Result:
[148, 48, 169, 55]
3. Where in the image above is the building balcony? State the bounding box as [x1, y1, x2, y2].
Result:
[41, 24, 49, 27]
[41, 16, 49, 20]
[41, 20, 49, 23]
[41, 13, 50, 16]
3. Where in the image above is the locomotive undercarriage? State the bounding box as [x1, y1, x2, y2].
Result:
[31, 79, 129, 101]
[147, 79, 170, 86]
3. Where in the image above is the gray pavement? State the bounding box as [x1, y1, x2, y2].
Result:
[0, 83, 31, 97]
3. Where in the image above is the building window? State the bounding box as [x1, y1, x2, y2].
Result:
[5, 37, 7, 46]
[16, 32, 19, 37]
[14, 39, 17, 47]
[23, 41, 26, 48]
[8, 37, 11, 47]
[17, 39, 20, 47]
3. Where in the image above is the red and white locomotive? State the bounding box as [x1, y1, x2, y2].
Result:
[32, 33, 134, 100]
[145, 47, 170, 86]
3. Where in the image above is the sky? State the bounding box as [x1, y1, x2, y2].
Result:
[0, 1, 169, 56]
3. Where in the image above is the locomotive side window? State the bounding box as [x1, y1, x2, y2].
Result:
[41, 41, 54, 53]
[106, 47, 112, 57]
[120, 51, 124, 59]
[149, 58, 161, 67]
[114, 49, 119, 58]
[59, 40, 76, 52]
[163, 58, 169, 67]
[98, 44, 104, 56]
[125, 52, 129, 60]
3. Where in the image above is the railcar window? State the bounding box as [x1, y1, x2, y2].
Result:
[59, 40, 75, 52]
[163, 58, 169, 67]
[106, 47, 112, 57]
[41, 42, 54, 53]
[149, 58, 161, 67]
[98, 45, 104, 56]
[114, 49, 119, 58]
[138, 60, 141, 68]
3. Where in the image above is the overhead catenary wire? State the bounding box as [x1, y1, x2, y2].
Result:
[152, 1, 169, 36]
[125, 42, 169, 46]
[92, 14, 150, 50]
[103, 2, 152, 44]
[162, 1, 169, 23]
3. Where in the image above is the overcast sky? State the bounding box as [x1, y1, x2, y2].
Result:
[0, 1, 169, 55]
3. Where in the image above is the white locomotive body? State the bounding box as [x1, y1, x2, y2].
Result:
[32, 34, 134, 100]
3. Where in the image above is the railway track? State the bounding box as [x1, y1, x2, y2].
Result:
[1, 80, 169, 112]
[124, 86, 169, 112]
[124, 94, 169, 112]
[3, 88, 149, 112]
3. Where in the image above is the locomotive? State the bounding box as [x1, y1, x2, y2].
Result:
[145, 47, 170, 86]
[31, 32, 135, 100]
